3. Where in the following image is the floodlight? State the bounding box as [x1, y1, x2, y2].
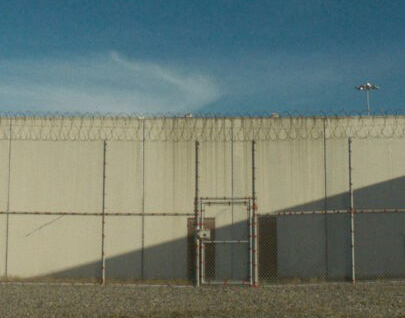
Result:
[355, 82, 380, 115]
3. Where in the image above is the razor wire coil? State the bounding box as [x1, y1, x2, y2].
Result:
[0, 109, 403, 141]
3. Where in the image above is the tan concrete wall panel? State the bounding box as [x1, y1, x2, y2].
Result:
[233, 142, 252, 198]
[0, 141, 10, 211]
[325, 138, 349, 209]
[144, 141, 194, 213]
[0, 215, 6, 276]
[105, 216, 142, 279]
[9, 141, 103, 213]
[0, 141, 10, 277]
[7, 215, 101, 278]
[352, 138, 405, 209]
[105, 141, 143, 213]
[257, 139, 325, 213]
[200, 142, 232, 198]
[143, 216, 187, 279]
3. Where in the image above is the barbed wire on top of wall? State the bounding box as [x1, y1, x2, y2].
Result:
[0, 108, 403, 141]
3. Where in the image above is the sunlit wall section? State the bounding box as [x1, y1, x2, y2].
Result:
[352, 138, 405, 209]
[0, 139, 10, 276]
[256, 138, 325, 214]
[7, 140, 103, 278]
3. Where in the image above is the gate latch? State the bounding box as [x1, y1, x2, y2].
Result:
[196, 230, 211, 240]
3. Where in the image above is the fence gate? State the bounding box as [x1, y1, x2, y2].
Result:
[196, 197, 256, 285]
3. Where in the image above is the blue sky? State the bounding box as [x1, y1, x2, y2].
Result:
[0, 0, 403, 114]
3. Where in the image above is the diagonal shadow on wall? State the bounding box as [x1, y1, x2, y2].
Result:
[7, 176, 405, 283]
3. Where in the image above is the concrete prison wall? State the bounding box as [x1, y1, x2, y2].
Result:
[0, 115, 403, 282]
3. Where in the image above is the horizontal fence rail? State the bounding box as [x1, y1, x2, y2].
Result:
[2, 210, 403, 285]
[0, 211, 194, 216]
[269, 209, 405, 215]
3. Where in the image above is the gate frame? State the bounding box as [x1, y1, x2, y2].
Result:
[197, 197, 256, 286]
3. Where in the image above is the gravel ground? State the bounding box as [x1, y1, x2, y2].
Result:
[0, 281, 403, 317]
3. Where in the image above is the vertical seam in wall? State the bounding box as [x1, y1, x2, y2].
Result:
[323, 118, 329, 278]
[230, 119, 234, 278]
[231, 119, 234, 204]
[141, 119, 145, 279]
[5, 118, 12, 277]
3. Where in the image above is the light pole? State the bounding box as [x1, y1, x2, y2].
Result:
[355, 82, 379, 116]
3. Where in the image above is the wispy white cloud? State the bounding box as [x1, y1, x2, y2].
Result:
[0, 52, 221, 113]
[0, 49, 401, 115]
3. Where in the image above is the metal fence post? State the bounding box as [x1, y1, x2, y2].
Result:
[323, 118, 329, 279]
[101, 140, 107, 285]
[141, 117, 145, 280]
[194, 140, 200, 287]
[249, 198, 253, 286]
[348, 136, 356, 284]
[252, 140, 259, 286]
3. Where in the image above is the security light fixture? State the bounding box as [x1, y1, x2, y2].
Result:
[355, 82, 379, 116]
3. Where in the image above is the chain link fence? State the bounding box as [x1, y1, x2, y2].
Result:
[0, 113, 403, 286]
[258, 210, 405, 284]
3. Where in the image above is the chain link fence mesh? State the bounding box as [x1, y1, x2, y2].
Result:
[355, 211, 405, 280]
[203, 243, 250, 283]
[258, 211, 404, 284]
